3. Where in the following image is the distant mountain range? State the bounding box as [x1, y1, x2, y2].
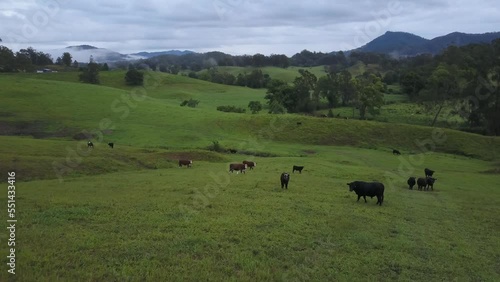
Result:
[129, 50, 194, 58]
[38, 31, 500, 63]
[356, 31, 500, 57]
[45, 45, 194, 63]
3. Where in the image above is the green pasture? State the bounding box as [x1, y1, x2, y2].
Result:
[0, 71, 499, 281]
[1, 144, 499, 281]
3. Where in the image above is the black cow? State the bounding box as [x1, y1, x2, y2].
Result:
[229, 163, 247, 174]
[292, 165, 304, 174]
[407, 177, 416, 190]
[426, 177, 437, 191]
[281, 172, 290, 189]
[179, 160, 193, 168]
[297, 122, 302, 125]
[347, 181, 385, 206]
[417, 177, 427, 191]
[108, 142, 114, 148]
[228, 149, 237, 154]
[87, 141, 94, 148]
[424, 168, 435, 178]
[393, 149, 401, 155]
[242, 161, 256, 170]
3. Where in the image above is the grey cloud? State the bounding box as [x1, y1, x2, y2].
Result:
[1, 0, 499, 56]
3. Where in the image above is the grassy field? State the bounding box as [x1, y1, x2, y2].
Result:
[1, 71, 500, 281]
[2, 145, 500, 281]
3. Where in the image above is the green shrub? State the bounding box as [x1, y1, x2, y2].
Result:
[180, 99, 200, 108]
[206, 141, 225, 152]
[216, 105, 246, 113]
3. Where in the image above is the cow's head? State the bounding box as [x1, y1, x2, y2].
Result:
[282, 173, 289, 181]
[347, 182, 356, 191]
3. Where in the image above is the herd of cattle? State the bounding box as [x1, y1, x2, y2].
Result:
[407, 168, 437, 191]
[87, 140, 440, 206]
[180, 158, 299, 191]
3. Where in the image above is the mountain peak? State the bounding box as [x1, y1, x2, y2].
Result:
[357, 31, 428, 55]
[356, 31, 500, 57]
[66, 45, 98, 50]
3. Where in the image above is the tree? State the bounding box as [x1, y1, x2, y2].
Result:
[36, 51, 53, 65]
[0, 46, 15, 72]
[248, 101, 262, 114]
[125, 69, 144, 86]
[420, 63, 463, 126]
[62, 52, 72, 67]
[352, 73, 385, 119]
[252, 53, 267, 67]
[338, 70, 355, 106]
[245, 69, 270, 88]
[265, 79, 294, 112]
[265, 71, 318, 113]
[235, 73, 246, 86]
[72, 60, 79, 68]
[79, 61, 100, 84]
[15, 51, 33, 72]
[400, 71, 425, 100]
[101, 63, 109, 71]
[316, 73, 339, 108]
[292, 69, 318, 113]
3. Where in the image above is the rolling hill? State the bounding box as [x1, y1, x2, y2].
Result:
[1, 70, 500, 281]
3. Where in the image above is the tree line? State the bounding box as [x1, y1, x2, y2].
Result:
[265, 69, 384, 119]
[135, 50, 397, 74]
[393, 39, 500, 135]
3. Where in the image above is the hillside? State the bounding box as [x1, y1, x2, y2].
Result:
[1, 71, 500, 281]
[1, 72, 499, 162]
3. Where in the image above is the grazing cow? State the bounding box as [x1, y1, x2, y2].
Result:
[426, 177, 437, 191]
[292, 165, 304, 174]
[424, 168, 435, 178]
[407, 177, 416, 190]
[242, 160, 256, 170]
[347, 181, 385, 206]
[229, 163, 247, 174]
[87, 141, 94, 148]
[280, 172, 290, 189]
[417, 177, 427, 191]
[108, 142, 114, 148]
[178, 160, 193, 168]
[393, 149, 401, 155]
[229, 149, 237, 154]
[297, 122, 302, 125]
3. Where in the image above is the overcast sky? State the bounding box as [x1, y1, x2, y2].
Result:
[1, 0, 499, 56]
